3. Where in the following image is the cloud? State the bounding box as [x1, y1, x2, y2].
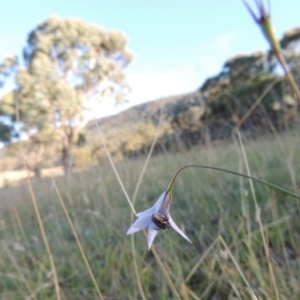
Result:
[213, 32, 238, 51]
[125, 33, 238, 108]
[126, 64, 200, 104]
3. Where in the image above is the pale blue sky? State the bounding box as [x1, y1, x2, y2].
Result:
[1, 0, 300, 116]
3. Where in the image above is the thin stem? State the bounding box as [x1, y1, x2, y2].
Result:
[236, 129, 279, 299]
[132, 108, 164, 205]
[151, 246, 181, 300]
[26, 176, 61, 300]
[86, 92, 181, 300]
[273, 51, 300, 104]
[49, 175, 104, 300]
[14, 96, 61, 300]
[242, 0, 300, 103]
[219, 236, 259, 300]
[130, 108, 163, 300]
[167, 165, 300, 200]
[236, 77, 279, 128]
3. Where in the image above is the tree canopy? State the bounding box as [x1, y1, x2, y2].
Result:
[2, 24, 300, 173]
[0, 16, 133, 174]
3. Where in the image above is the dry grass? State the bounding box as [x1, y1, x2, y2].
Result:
[0, 129, 299, 299]
[0, 167, 64, 188]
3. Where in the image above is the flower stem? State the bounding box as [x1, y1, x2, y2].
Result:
[242, 0, 300, 104]
[166, 164, 300, 200]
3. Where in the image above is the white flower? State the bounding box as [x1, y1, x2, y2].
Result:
[127, 191, 192, 250]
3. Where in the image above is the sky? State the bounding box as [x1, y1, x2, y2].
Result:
[1, 0, 300, 117]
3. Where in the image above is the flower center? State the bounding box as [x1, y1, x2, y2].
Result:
[151, 213, 171, 230]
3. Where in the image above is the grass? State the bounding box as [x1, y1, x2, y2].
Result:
[0, 129, 300, 299]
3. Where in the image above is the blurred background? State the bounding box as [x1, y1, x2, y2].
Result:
[0, 1, 300, 299]
[1, 0, 300, 178]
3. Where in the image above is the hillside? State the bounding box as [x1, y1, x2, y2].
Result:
[83, 37, 300, 163]
[86, 90, 204, 136]
[83, 72, 289, 164]
[85, 90, 206, 161]
[3, 27, 300, 171]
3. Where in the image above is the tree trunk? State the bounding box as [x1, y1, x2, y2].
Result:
[60, 128, 77, 175]
[62, 145, 73, 175]
[33, 166, 41, 178]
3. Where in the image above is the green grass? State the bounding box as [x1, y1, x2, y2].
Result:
[0, 131, 300, 299]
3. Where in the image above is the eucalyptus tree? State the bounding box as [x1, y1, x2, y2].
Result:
[0, 92, 14, 143]
[0, 16, 133, 174]
[0, 57, 18, 143]
[0, 123, 13, 143]
[200, 50, 281, 131]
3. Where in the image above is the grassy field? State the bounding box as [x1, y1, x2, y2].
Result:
[0, 130, 300, 299]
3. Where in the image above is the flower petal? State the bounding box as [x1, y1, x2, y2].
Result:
[169, 215, 192, 243]
[153, 192, 167, 211]
[136, 207, 156, 217]
[147, 223, 159, 250]
[157, 192, 172, 216]
[136, 192, 166, 217]
[126, 214, 152, 235]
